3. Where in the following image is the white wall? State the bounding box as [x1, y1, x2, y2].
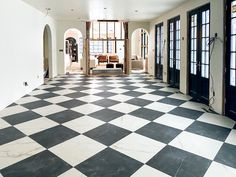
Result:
[0, 0, 58, 111]
[149, 0, 224, 114]
[57, 21, 86, 75]
[131, 30, 141, 57]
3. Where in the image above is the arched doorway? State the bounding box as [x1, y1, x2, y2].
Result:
[43, 25, 52, 81]
[64, 28, 83, 74]
[131, 28, 149, 73]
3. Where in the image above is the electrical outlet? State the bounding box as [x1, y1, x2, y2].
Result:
[23, 82, 28, 86]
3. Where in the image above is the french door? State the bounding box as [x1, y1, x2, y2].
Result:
[168, 16, 181, 88]
[189, 4, 210, 104]
[226, 0, 236, 119]
[155, 23, 164, 79]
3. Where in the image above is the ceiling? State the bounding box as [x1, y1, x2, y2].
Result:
[22, 0, 188, 22]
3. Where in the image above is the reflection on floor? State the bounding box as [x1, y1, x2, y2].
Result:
[0, 73, 236, 177]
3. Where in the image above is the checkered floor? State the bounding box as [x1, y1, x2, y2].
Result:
[0, 73, 236, 177]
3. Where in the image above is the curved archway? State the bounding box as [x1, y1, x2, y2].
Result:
[64, 28, 83, 74]
[43, 25, 52, 80]
[131, 28, 149, 73]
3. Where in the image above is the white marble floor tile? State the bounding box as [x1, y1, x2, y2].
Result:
[169, 131, 223, 160]
[81, 89, 102, 95]
[109, 88, 129, 94]
[204, 162, 236, 177]
[159, 87, 179, 93]
[130, 83, 148, 88]
[33, 105, 66, 116]
[131, 165, 171, 177]
[109, 95, 133, 102]
[45, 96, 72, 104]
[154, 114, 194, 130]
[14, 117, 58, 135]
[225, 129, 236, 146]
[138, 94, 164, 101]
[145, 102, 176, 113]
[109, 103, 140, 114]
[109, 115, 150, 131]
[77, 95, 103, 103]
[197, 113, 235, 129]
[53, 89, 76, 96]
[0, 137, 45, 169]
[50, 135, 106, 166]
[168, 93, 192, 101]
[58, 168, 87, 177]
[111, 133, 166, 163]
[29, 89, 49, 96]
[15, 96, 40, 105]
[134, 88, 155, 94]
[63, 116, 105, 133]
[0, 118, 11, 129]
[0, 105, 28, 118]
[72, 104, 103, 115]
[180, 101, 208, 112]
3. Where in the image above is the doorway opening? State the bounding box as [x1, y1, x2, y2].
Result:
[43, 25, 52, 82]
[89, 21, 125, 75]
[188, 4, 210, 104]
[64, 28, 83, 74]
[225, 0, 236, 120]
[168, 16, 181, 88]
[131, 28, 149, 74]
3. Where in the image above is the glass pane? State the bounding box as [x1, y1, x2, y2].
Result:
[230, 69, 236, 86]
[93, 22, 100, 39]
[108, 22, 115, 39]
[231, 53, 236, 69]
[100, 22, 107, 39]
[206, 10, 210, 23]
[232, 18, 236, 35]
[206, 24, 210, 37]
[206, 52, 209, 64]
[232, 1, 236, 18]
[202, 25, 206, 37]
[231, 35, 236, 52]
[115, 22, 121, 39]
[202, 11, 206, 24]
[202, 64, 205, 77]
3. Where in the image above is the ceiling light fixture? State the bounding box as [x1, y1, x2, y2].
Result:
[135, 10, 138, 13]
[45, 8, 51, 17]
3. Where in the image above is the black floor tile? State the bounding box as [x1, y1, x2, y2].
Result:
[126, 98, 152, 107]
[65, 92, 89, 99]
[123, 91, 144, 97]
[30, 125, 79, 148]
[214, 143, 236, 169]
[129, 108, 165, 121]
[71, 86, 90, 92]
[0, 127, 25, 145]
[46, 110, 84, 124]
[1, 150, 71, 177]
[147, 146, 211, 177]
[120, 86, 139, 91]
[2, 111, 41, 125]
[92, 99, 120, 108]
[144, 85, 163, 90]
[158, 98, 186, 106]
[136, 122, 182, 144]
[169, 107, 204, 119]
[186, 121, 231, 141]
[58, 99, 86, 108]
[44, 87, 64, 92]
[35, 93, 59, 99]
[96, 86, 114, 91]
[76, 148, 142, 177]
[84, 124, 131, 146]
[89, 109, 124, 122]
[94, 92, 116, 98]
[150, 90, 173, 97]
[22, 100, 51, 110]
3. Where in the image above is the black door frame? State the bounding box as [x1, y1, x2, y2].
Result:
[155, 22, 164, 79]
[225, 0, 236, 120]
[188, 3, 210, 104]
[168, 15, 181, 88]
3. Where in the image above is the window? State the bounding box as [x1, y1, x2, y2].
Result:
[141, 29, 148, 59]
